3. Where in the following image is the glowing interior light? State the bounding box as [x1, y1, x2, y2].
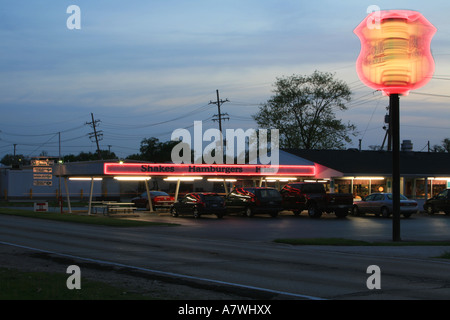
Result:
[113, 176, 151, 181]
[69, 177, 103, 181]
[264, 177, 297, 181]
[354, 10, 436, 95]
[163, 177, 203, 181]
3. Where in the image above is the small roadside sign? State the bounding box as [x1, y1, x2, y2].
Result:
[33, 180, 52, 186]
[32, 158, 53, 186]
[31, 159, 54, 166]
[33, 167, 52, 173]
[34, 202, 48, 212]
[33, 174, 53, 180]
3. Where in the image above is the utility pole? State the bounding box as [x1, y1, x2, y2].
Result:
[209, 90, 229, 151]
[58, 132, 61, 160]
[387, 102, 392, 151]
[210, 90, 230, 133]
[86, 113, 103, 160]
[381, 104, 392, 151]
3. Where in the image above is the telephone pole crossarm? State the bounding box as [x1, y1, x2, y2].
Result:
[85, 113, 103, 160]
[209, 89, 229, 134]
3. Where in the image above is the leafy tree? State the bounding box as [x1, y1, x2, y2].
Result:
[62, 150, 117, 162]
[431, 138, 450, 152]
[127, 137, 178, 162]
[0, 154, 30, 166]
[253, 70, 356, 149]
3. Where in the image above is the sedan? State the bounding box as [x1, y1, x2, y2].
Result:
[351, 193, 418, 218]
[170, 192, 226, 219]
[225, 187, 282, 217]
[423, 189, 450, 215]
[131, 191, 175, 210]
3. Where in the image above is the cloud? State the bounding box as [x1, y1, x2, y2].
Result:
[1, 0, 450, 158]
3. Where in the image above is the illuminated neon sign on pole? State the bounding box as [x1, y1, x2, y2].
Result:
[354, 9, 436, 241]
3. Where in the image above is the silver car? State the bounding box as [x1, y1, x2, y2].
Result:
[352, 193, 418, 218]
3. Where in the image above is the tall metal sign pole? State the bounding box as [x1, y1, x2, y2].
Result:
[390, 93, 401, 241]
[354, 9, 436, 241]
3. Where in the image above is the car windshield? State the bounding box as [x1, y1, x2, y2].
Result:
[287, 183, 324, 193]
[141, 191, 169, 197]
[302, 184, 325, 193]
[386, 194, 408, 200]
[153, 191, 169, 196]
[257, 189, 282, 199]
[201, 194, 223, 202]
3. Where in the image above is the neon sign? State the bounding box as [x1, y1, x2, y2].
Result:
[104, 163, 316, 177]
[354, 10, 436, 95]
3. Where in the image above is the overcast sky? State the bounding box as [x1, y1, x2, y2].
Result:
[1, 0, 450, 160]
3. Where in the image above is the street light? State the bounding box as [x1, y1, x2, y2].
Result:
[354, 10, 436, 241]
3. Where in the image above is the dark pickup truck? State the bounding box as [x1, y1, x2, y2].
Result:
[280, 182, 353, 218]
[423, 188, 450, 215]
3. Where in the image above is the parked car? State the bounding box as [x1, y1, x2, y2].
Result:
[170, 192, 226, 219]
[280, 182, 353, 218]
[351, 193, 417, 218]
[225, 187, 282, 217]
[423, 189, 450, 215]
[131, 191, 175, 210]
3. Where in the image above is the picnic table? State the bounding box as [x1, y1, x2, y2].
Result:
[91, 201, 137, 215]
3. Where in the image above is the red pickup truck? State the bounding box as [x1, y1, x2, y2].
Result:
[280, 182, 353, 218]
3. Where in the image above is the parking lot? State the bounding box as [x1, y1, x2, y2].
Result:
[128, 208, 450, 244]
[10, 202, 450, 245]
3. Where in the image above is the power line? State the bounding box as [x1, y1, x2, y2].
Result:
[0, 124, 85, 137]
[410, 92, 450, 98]
[25, 133, 58, 158]
[100, 104, 213, 130]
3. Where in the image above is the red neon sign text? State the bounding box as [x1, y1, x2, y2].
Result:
[104, 163, 316, 177]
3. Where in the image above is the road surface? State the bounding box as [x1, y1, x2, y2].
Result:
[1, 212, 450, 300]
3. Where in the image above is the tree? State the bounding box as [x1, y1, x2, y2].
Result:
[62, 150, 117, 162]
[431, 138, 450, 152]
[126, 137, 178, 162]
[0, 154, 30, 166]
[253, 71, 356, 149]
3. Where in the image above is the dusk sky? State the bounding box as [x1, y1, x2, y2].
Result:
[1, 0, 450, 160]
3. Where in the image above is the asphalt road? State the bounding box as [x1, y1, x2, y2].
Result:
[1, 211, 450, 300]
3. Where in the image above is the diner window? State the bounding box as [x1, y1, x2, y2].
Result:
[353, 179, 370, 198]
[415, 179, 426, 199]
[212, 182, 224, 193]
[370, 181, 386, 194]
[335, 179, 351, 194]
[432, 180, 446, 197]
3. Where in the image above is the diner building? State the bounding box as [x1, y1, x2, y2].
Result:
[1, 147, 450, 211]
[285, 148, 450, 202]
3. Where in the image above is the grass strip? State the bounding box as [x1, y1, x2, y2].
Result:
[274, 238, 450, 259]
[437, 252, 450, 259]
[0, 201, 88, 207]
[0, 208, 177, 227]
[274, 237, 450, 247]
[0, 267, 153, 300]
